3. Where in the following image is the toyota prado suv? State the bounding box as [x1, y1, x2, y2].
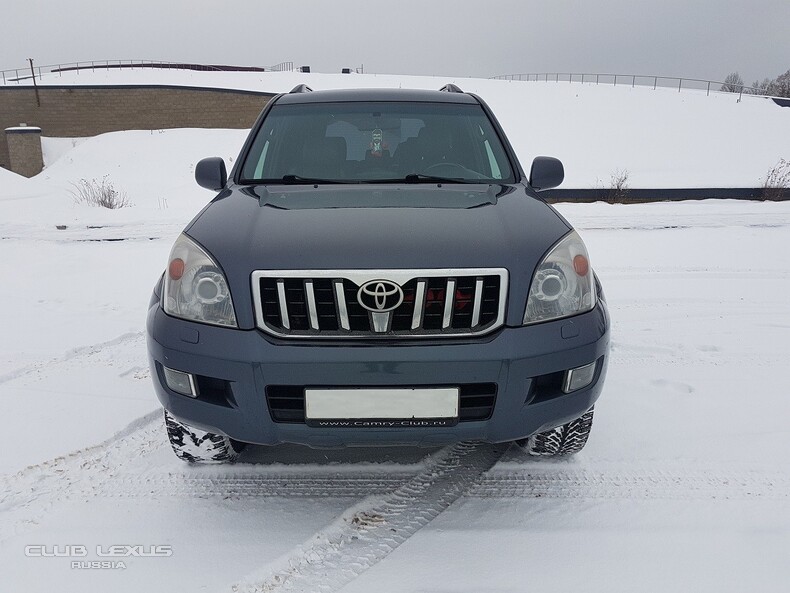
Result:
[146, 84, 610, 462]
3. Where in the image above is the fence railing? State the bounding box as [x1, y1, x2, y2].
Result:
[1, 59, 295, 84]
[490, 72, 772, 100]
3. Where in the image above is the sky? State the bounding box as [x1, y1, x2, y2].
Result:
[2, 0, 789, 83]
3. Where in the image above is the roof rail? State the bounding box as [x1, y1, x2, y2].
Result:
[289, 84, 313, 94]
[439, 83, 464, 93]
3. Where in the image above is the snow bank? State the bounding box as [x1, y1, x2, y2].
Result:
[37, 127, 247, 207]
[0, 165, 37, 197]
[0, 128, 248, 228]
[41, 136, 88, 167]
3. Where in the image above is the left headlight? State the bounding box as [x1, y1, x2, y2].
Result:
[163, 233, 238, 327]
[524, 230, 596, 325]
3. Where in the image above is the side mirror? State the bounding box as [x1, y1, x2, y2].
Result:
[195, 157, 227, 191]
[529, 156, 564, 191]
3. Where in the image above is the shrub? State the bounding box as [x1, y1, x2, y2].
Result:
[762, 159, 790, 201]
[70, 176, 130, 209]
[721, 72, 744, 93]
[608, 169, 631, 203]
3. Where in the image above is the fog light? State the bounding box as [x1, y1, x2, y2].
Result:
[163, 366, 197, 397]
[562, 361, 597, 393]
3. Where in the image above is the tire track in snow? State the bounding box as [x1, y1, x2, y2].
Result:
[222, 455, 786, 593]
[103, 473, 417, 499]
[229, 442, 508, 593]
[0, 221, 180, 243]
[0, 330, 156, 542]
[470, 468, 789, 500]
[0, 412, 426, 542]
[0, 410, 163, 542]
[95, 462, 787, 502]
[0, 331, 143, 387]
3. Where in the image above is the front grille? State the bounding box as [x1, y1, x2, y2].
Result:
[253, 268, 507, 338]
[266, 383, 497, 423]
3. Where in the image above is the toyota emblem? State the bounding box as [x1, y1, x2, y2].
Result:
[357, 280, 404, 312]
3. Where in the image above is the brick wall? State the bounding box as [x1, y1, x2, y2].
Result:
[0, 85, 273, 169]
[6, 127, 44, 177]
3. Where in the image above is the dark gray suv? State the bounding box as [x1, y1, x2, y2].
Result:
[146, 85, 610, 463]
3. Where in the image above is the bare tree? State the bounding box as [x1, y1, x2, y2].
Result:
[721, 72, 744, 93]
[748, 78, 771, 95]
[767, 70, 790, 98]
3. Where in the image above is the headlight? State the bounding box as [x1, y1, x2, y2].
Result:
[524, 230, 596, 324]
[163, 234, 237, 327]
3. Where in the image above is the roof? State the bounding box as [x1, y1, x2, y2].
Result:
[275, 87, 479, 105]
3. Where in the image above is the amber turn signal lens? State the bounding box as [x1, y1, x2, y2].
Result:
[573, 254, 589, 276]
[169, 258, 185, 280]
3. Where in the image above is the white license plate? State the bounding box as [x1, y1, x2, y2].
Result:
[304, 387, 459, 421]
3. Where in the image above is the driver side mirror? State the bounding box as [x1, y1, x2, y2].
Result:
[529, 156, 564, 191]
[195, 157, 227, 191]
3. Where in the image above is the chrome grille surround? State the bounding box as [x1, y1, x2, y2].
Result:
[252, 268, 508, 339]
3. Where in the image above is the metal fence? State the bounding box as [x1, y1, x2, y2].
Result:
[490, 72, 772, 101]
[1, 59, 295, 85]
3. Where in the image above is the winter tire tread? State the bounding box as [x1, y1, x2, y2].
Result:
[520, 407, 595, 457]
[164, 410, 244, 463]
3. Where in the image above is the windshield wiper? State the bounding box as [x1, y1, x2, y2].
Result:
[358, 174, 468, 184]
[280, 174, 344, 184]
[268, 174, 472, 185]
[403, 173, 466, 184]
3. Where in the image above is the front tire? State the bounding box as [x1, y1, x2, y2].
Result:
[518, 407, 595, 457]
[164, 410, 245, 463]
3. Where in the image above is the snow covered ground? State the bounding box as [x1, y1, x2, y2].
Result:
[7, 67, 790, 188]
[1, 101, 789, 591]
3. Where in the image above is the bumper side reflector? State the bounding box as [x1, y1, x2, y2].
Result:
[562, 362, 597, 393]
[163, 367, 197, 397]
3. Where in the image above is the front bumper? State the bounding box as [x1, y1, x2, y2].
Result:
[147, 298, 610, 447]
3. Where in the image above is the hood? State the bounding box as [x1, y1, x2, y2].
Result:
[186, 184, 570, 328]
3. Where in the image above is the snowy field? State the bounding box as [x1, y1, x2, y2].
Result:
[1, 77, 789, 592]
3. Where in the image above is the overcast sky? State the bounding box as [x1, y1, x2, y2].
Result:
[2, 0, 788, 83]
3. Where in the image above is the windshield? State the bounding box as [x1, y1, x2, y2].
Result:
[239, 101, 516, 184]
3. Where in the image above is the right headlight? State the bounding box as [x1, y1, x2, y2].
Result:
[163, 233, 238, 328]
[523, 230, 596, 325]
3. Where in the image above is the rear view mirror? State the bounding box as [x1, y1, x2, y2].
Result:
[529, 156, 564, 191]
[195, 157, 227, 191]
